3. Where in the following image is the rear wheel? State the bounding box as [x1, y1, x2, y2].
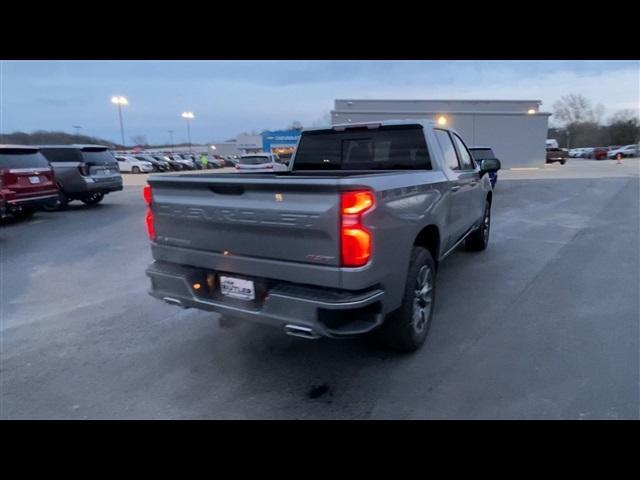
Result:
[132, 166, 140, 174]
[465, 201, 491, 251]
[81, 192, 104, 206]
[41, 190, 68, 211]
[379, 246, 436, 352]
[12, 208, 35, 220]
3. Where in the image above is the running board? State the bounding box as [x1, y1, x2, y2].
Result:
[439, 225, 479, 261]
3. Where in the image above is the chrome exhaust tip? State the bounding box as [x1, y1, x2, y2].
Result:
[163, 297, 184, 307]
[284, 324, 321, 340]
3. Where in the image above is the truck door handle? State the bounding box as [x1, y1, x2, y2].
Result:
[451, 185, 461, 192]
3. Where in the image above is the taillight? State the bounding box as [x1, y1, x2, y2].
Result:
[78, 163, 90, 176]
[142, 185, 156, 241]
[340, 190, 374, 267]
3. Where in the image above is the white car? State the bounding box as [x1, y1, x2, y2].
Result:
[115, 155, 153, 173]
[568, 148, 586, 158]
[607, 144, 639, 159]
[235, 153, 289, 172]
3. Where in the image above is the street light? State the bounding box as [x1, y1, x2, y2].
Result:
[111, 96, 128, 147]
[73, 125, 82, 139]
[168, 130, 175, 152]
[181, 111, 195, 153]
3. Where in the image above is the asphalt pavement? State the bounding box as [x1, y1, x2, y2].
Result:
[1, 160, 638, 419]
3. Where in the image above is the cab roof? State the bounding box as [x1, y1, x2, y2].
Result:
[303, 118, 436, 133]
[37, 144, 110, 150]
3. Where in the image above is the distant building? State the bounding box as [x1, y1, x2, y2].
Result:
[331, 99, 551, 168]
[260, 129, 302, 161]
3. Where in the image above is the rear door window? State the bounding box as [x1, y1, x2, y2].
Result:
[40, 148, 83, 163]
[434, 129, 460, 171]
[451, 133, 474, 170]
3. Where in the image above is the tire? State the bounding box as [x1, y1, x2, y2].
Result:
[41, 190, 69, 211]
[132, 166, 140, 174]
[378, 246, 436, 352]
[13, 208, 35, 220]
[561, 159, 566, 165]
[465, 201, 491, 252]
[81, 192, 104, 205]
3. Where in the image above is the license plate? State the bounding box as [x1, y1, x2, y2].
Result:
[28, 176, 41, 184]
[220, 276, 255, 301]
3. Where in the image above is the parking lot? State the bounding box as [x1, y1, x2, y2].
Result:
[1, 158, 639, 419]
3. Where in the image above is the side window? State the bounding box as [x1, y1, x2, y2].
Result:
[41, 148, 80, 163]
[434, 129, 460, 171]
[451, 133, 474, 170]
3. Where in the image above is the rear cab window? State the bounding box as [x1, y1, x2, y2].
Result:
[0, 149, 51, 169]
[293, 124, 431, 170]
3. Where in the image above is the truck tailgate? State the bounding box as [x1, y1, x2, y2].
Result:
[148, 174, 342, 267]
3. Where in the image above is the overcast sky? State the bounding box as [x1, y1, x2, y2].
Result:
[1, 60, 638, 145]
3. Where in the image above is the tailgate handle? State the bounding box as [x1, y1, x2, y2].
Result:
[210, 185, 244, 195]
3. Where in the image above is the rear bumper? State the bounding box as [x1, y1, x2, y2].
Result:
[80, 177, 123, 194]
[5, 192, 59, 211]
[146, 261, 385, 338]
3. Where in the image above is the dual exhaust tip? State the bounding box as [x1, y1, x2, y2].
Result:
[284, 324, 321, 340]
[163, 297, 320, 340]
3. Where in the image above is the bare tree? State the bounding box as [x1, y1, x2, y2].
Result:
[288, 121, 303, 130]
[131, 134, 149, 146]
[552, 94, 598, 125]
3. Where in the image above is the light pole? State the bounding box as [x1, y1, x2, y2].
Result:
[181, 112, 194, 153]
[168, 130, 175, 152]
[73, 125, 82, 140]
[111, 96, 128, 147]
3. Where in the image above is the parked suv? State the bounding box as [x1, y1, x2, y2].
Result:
[0, 145, 59, 219]
[39, 145, 123, 210]
[589, 147, 608, 160]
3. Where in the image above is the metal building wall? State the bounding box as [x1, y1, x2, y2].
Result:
[331, 107, 550, 168]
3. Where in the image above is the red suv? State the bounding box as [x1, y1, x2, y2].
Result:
[590, 147, 609, 160]
[0, 145, 59, 220]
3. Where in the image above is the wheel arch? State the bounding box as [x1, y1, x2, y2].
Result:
[413, 224, 441, 268]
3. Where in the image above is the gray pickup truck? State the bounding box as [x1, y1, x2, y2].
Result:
[144, 120, 500, 351]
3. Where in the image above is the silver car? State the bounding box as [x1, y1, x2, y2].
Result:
[235, 153, 289, 172]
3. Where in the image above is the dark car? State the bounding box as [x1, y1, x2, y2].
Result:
[469, 146, 499, 188]
[589, 147, 608, 160]
[153, 155, 183, 171]
[134, 155, 170, 172]
[0, 145, 59, 220]
[545, 147, 568, 164]
[38, 145, 123, 210]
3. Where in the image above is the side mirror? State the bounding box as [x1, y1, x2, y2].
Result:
[480, 158, 501, 173]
